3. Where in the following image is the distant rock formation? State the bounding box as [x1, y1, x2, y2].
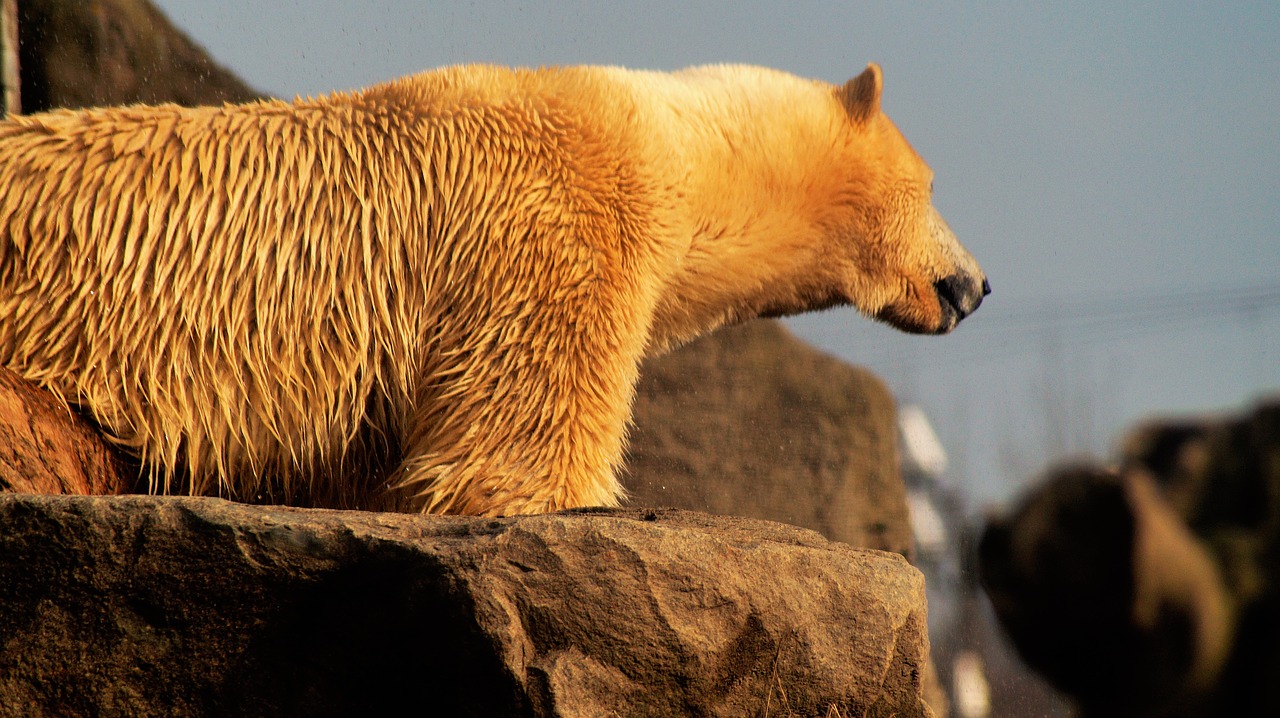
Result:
[629, 319, 911, 557]
[981, 398, 1280, 717]
[13, 0, 260, 113]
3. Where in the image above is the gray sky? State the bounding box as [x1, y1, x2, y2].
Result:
[152, 0, 1280, 507]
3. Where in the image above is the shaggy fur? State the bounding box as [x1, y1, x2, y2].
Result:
[0, 63, 985, 515]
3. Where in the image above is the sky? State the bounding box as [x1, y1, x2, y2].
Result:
[150, 1, 1279, 508]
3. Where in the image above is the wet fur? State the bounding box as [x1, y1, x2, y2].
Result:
[0, 64, 982, 515]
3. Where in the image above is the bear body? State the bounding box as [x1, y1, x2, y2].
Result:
[0, 64, 986, 515]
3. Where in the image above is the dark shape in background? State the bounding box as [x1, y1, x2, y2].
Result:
[12, 0, 258, 113]
[982, 399, 1280, 717]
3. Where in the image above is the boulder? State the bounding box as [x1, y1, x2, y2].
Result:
[629, 319, 911, 557]
[0, 368, 130, 496]
[981, 398, 1280, 718]
[13, 0, 260, 114]
[0, 494, 936, 717]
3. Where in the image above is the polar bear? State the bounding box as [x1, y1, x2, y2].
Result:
[0, 63, 987, 515]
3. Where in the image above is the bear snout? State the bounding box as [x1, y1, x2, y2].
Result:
[933, 272, 989, 333]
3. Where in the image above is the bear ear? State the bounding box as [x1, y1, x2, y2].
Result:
[837, 63, 883, 124]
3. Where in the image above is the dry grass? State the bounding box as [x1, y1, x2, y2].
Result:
[759, 642, 853, 718]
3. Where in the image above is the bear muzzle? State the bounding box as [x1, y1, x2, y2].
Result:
[933, 272, 990, 334]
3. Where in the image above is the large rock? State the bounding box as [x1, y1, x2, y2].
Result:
[0, 494, 936, 717]
[13, 0, 260, 114]
[629, 320, 911, 557]
[981, 398, 1280, 718]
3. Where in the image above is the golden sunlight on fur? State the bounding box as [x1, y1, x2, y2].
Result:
[0, 63, 986, 515]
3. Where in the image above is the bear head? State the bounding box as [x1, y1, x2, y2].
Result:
[829, 63, 988, 332]
[820, 63, 989, 335]
[650, 62, 990, 346]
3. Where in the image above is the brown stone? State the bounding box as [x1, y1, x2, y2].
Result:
[0, 367, 130, 496]
[13, 0, 260, 114]
[0, 494, 935, 717]
[629, 319, 911, 557]
[981, 398, 1280, 718]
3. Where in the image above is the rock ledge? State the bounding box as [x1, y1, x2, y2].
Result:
[0, 495, 933, 717]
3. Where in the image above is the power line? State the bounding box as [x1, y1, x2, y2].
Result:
[826, 281, 1280, 368]
[966, 282, 1280, 334]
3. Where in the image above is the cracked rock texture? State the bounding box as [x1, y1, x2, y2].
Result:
[0, 494, 934, 717]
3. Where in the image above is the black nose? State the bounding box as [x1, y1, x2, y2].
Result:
[934, 272, 987, 330]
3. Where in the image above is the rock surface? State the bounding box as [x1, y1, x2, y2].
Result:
[0, 494, 936, 718]
[0, 368, 130, 496]
[629, 320, 911, 557]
